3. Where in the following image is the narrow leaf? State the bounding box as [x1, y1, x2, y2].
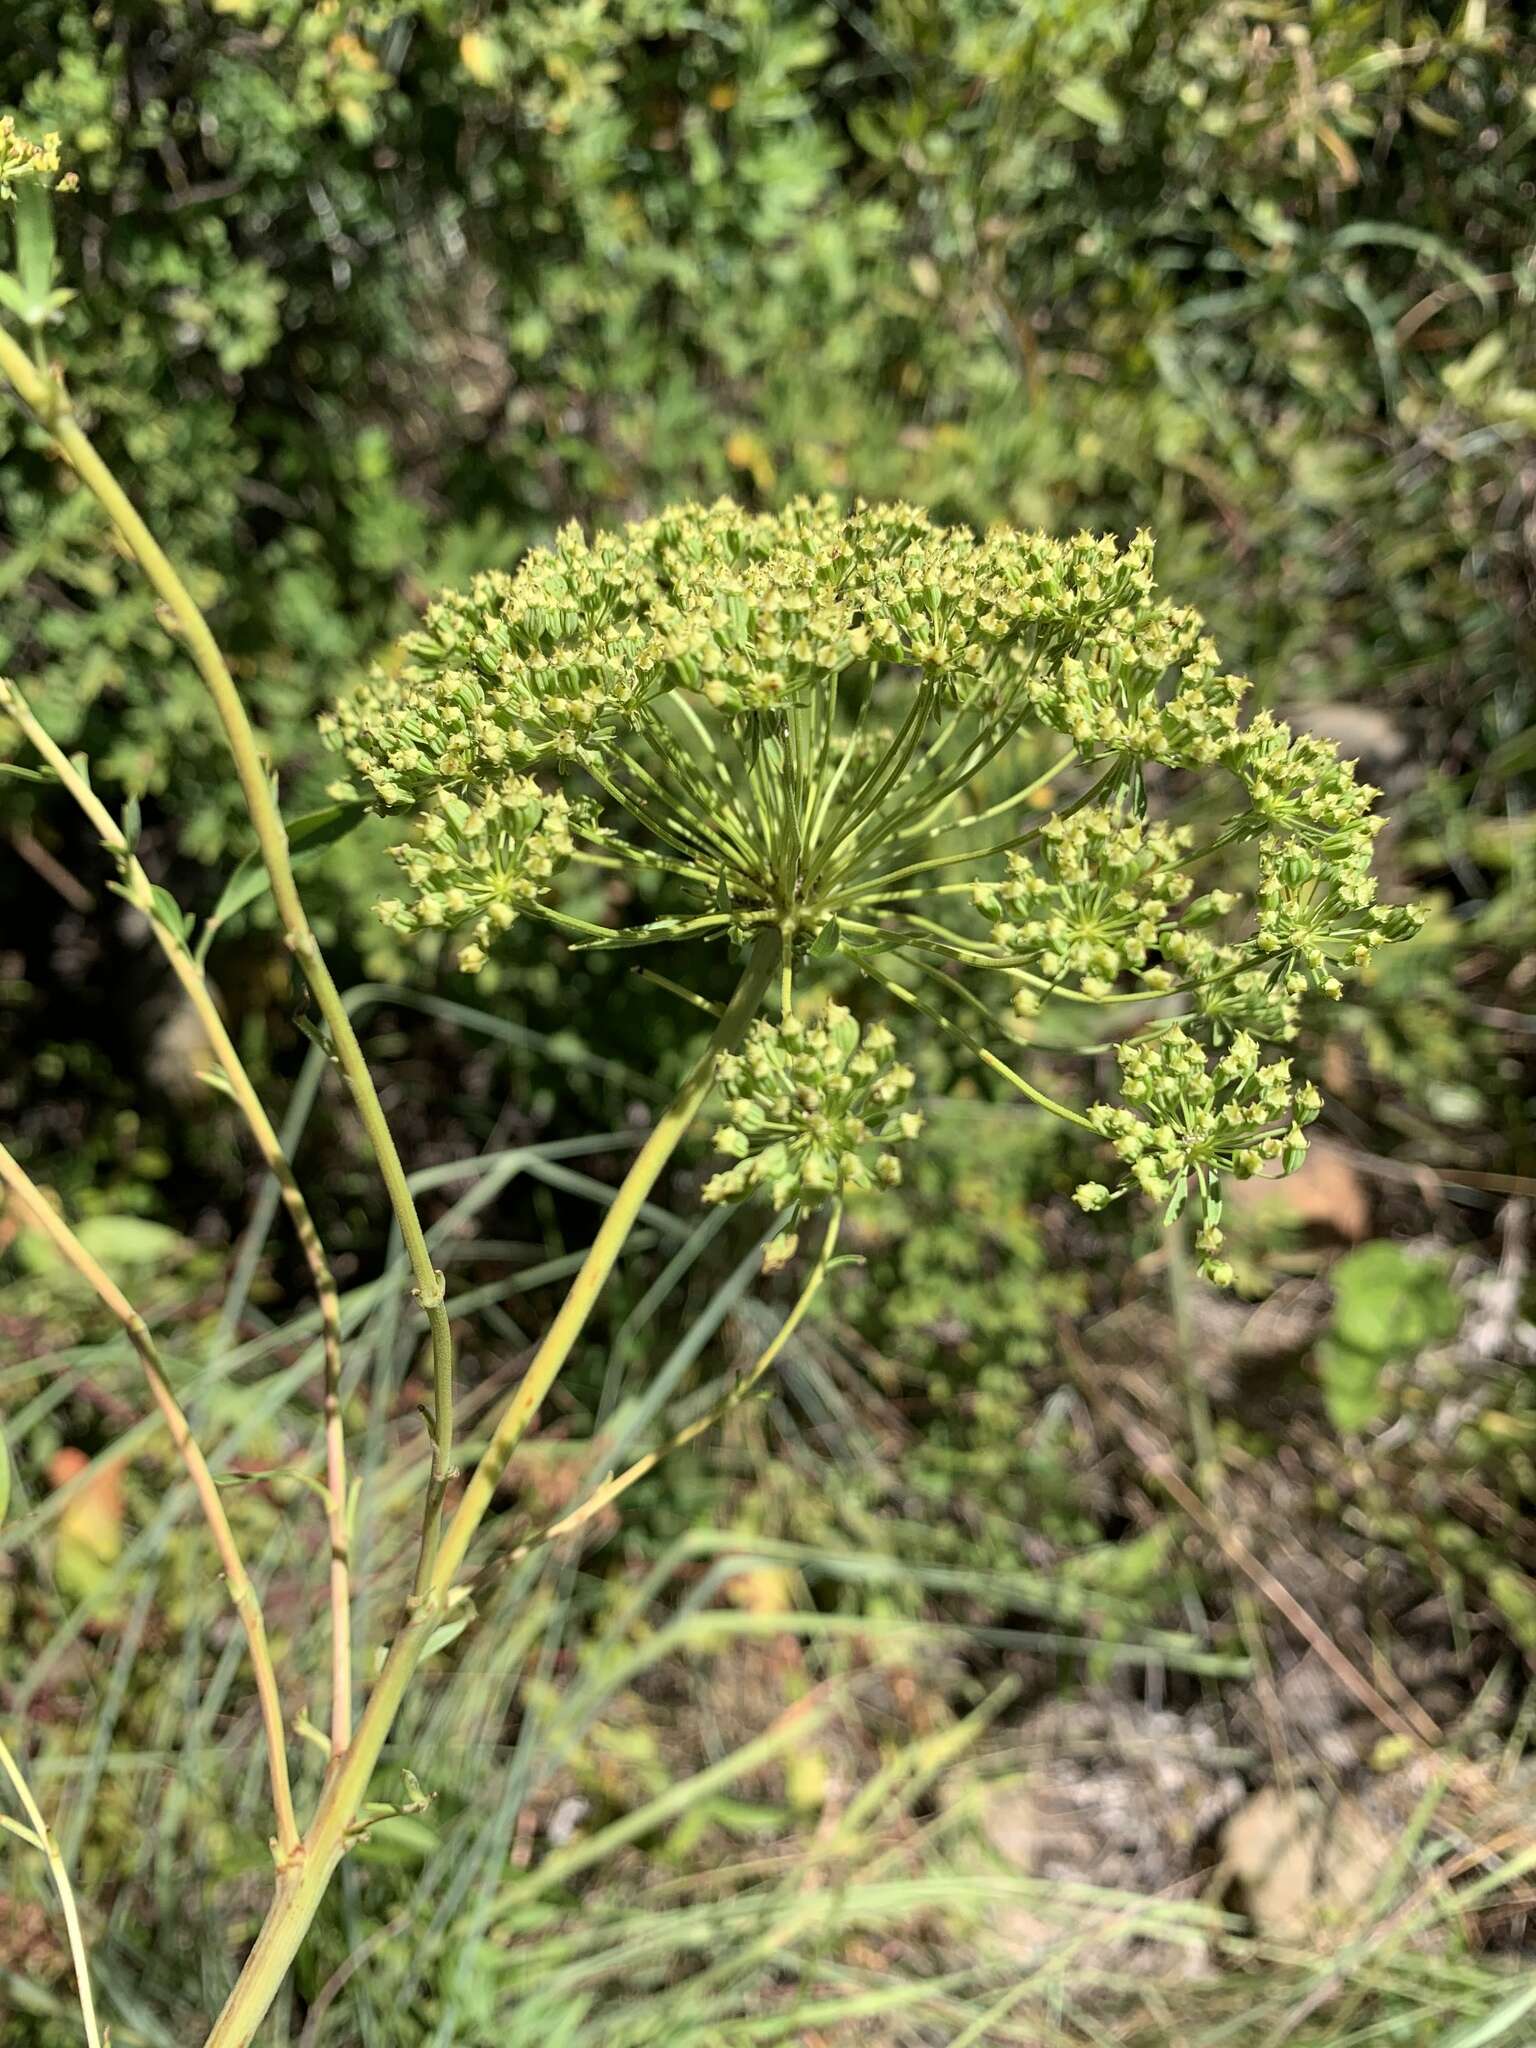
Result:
[12, 183, 55, 316]
[0, 271, 35, 321]
[147, 885, 191, 944]
[197, 801, 369, 963]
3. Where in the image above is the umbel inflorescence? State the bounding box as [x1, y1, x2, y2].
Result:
[324, 498, 1420, 1277]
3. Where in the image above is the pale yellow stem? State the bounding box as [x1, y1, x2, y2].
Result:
[0, 1731, 103, 2048]
[200, 935, 779, 2047]
[0, 329, 454, 1602]
[505, 1203, 841, 1565]
[1, 677, 353, 1755]
[0, 1141, 301, 1861]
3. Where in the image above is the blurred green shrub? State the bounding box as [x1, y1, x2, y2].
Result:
[1316, 1239, 1461, 1431]
[5, 3, 1532, 835]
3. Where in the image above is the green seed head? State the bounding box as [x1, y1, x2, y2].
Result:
[322, 498, 1419, 1267]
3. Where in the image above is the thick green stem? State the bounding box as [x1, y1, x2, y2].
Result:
[200, 934, 777, 2046]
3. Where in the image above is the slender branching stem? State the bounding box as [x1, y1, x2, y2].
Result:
[859, 955, 1094, 1130]
[499, 1202, 841, 1567]
[429, 932, 779, 1597]
[0, 328, 454, 1623]
[0, 1140, 301, 1861]
[0, 1732, 103, 2048]
[1, 680, 354, 1754]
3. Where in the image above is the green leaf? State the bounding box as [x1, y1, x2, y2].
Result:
[1055, 77, 1122, 139]
[0, 1425, 10, 1529]
[1327, 221, 1497, 309]
[352, 1813, 439, 1864]
[1316, 1333, 1388, 1433]
[74, 1215, 188, 1268]
[196, 800, 369, 964]
[146, 885, 191, 944]
[1316, 1243, 1461, 1433]
[1485, 1566, 1536, 1658]
[1327, 1242, 1460, 1360]
[11, 182, 55, 318]
[422, 1613, 472, 1660]
[0, 270, 34, 322]
[291, 798, 372, 857]
[295, 1013, 339, 1063]
[1438, 1977, 1536, 2048]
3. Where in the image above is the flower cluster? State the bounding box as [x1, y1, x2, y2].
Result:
[974, 809, 1205, 998]
[1228, 713, 1380, 851]
[703, 1008, 922, 1265]
[1253, 839, 1423, 1000]
[0, 119, 73, 201]
[1075, 1027, 1322, 1283]
[375, 779, 588, 971]
[1022, 588, 1250, 765]
[324, 502, 1221, 813]
[320, 524, 672, 801]
[324, 496, 1421, 1278]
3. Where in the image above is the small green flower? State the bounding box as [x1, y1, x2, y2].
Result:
[1253, 840, 1425, 999]
[975, 808, 1201, 995]
[377, 775, 589, 970]
[320, 522, 673, 799]
[1076, 1024, 1322, 1278]
[0, 119, 70, 201]
[1227, 713, 1381, 852]
[703, 1007, 922, 1233]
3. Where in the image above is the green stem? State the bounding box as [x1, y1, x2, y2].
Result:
[199, 932, 777, 2047]
[498, 1202, 840, 1569]
[860, 957, 1093, 1130]
[0, 329, 455, 1603]
[3, 679, 354, 1756]
[429, 932, 777, 1596]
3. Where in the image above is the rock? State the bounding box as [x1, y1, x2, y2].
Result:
[978, 1701, 1242, 1973]
[1227, 1139, 1371, 1243]
[1290, 704, 1410, 771]
[1219, 1786, 1392, 1942]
